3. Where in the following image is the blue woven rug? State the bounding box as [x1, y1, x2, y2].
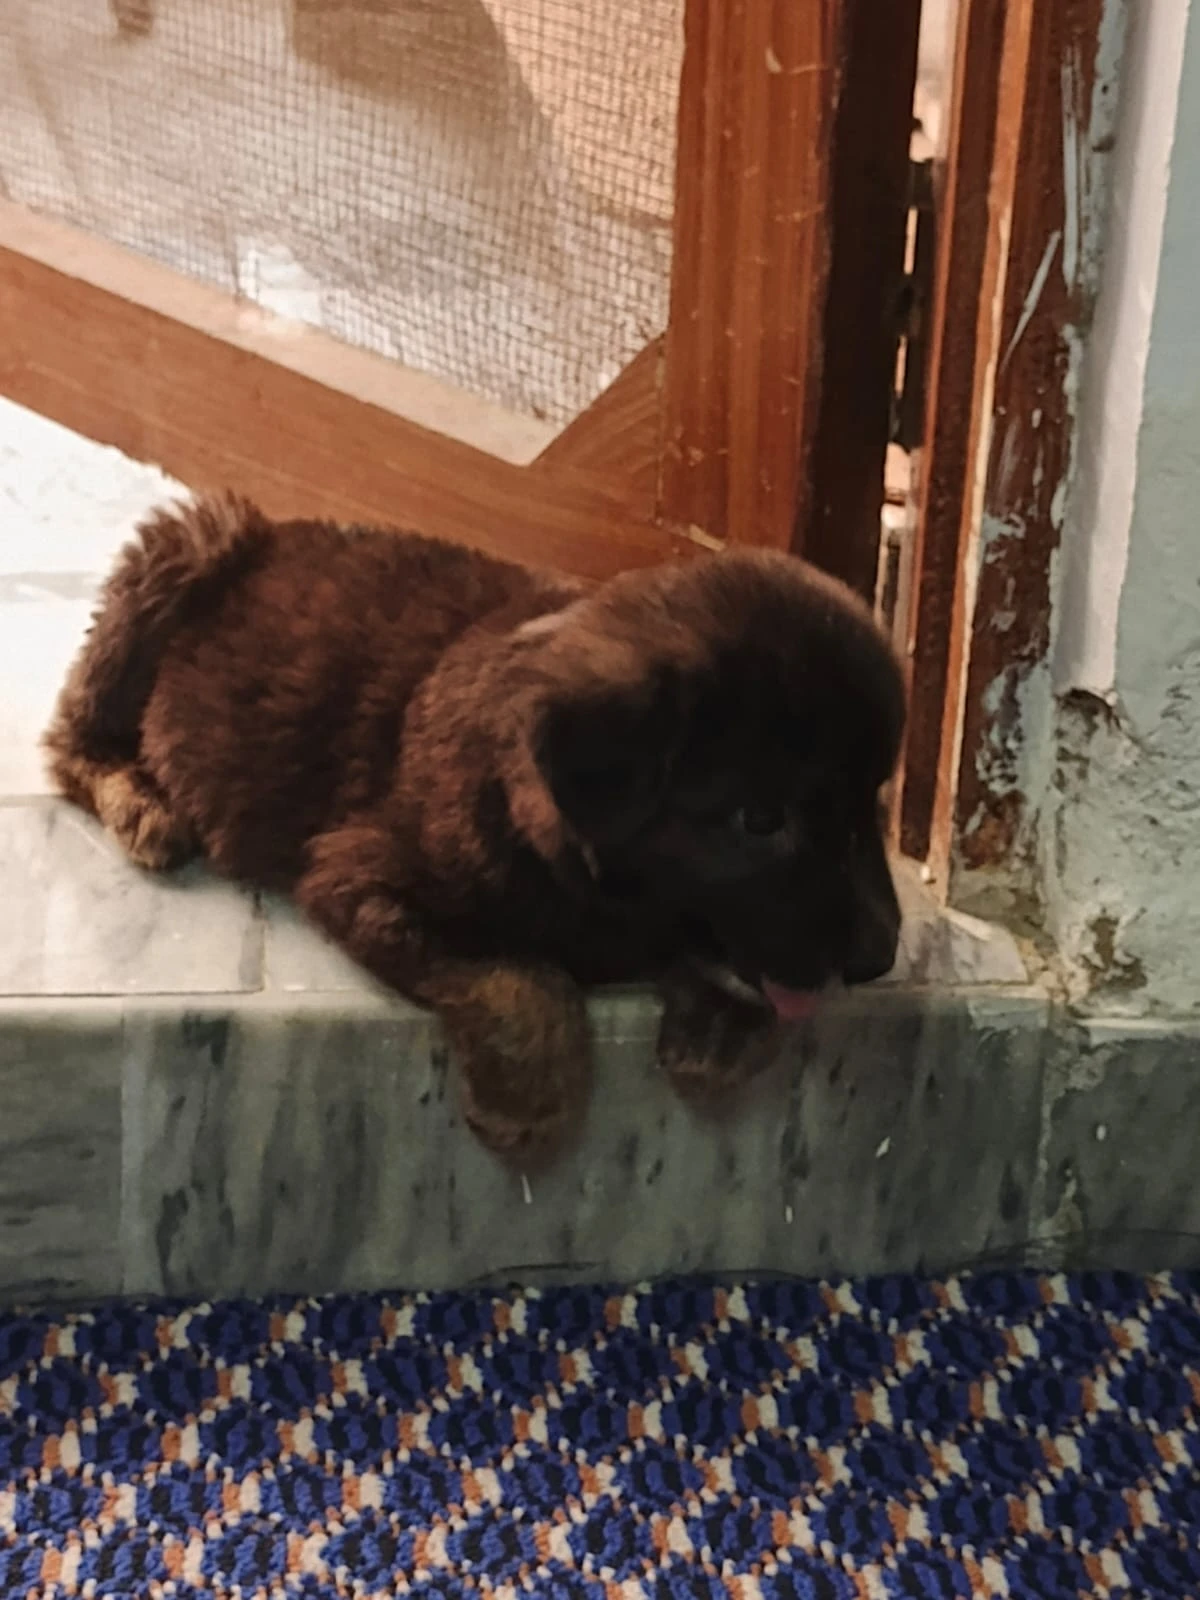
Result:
[2, 1274, 1199, 1598]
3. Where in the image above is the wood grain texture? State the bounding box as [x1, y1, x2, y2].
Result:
[0, 215, 697, 582]
[534, 338, 664, 519]
[803, 0, 923, 597]
[1, 0, 866, 585]
[950, 0, 1108, 879]
[661, 0, 843, 550]
[898, 0, 1036, 868]
[0, 202, 557, 468]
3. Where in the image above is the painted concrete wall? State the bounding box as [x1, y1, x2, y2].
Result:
[1054, 0, 1191, 696]
[1044, 0, 1200, 1014]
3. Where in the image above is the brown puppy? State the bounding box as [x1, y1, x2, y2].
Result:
[46, 495, 905, 1157]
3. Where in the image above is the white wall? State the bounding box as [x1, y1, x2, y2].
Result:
[1053, 0, 1191, 695]
[1045, 0, 1200, 1014]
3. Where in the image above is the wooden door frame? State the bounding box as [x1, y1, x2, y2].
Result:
[805, 0, 924, 599]
[0, 0, 889, 583]
[896, 0, 1113, 896]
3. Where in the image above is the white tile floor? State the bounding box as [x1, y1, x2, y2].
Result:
[0, 397, 300, 996]
[0, 398, 177, 797]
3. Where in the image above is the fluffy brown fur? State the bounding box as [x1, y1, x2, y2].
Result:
[47, 495, 905, 1158]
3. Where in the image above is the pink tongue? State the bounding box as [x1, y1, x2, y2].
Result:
[761, 982, 821, 1022]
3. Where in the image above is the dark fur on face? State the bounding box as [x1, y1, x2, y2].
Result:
[46, 495, 905, 1158]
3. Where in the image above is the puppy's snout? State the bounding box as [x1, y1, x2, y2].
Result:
[843, 898, 900, 986]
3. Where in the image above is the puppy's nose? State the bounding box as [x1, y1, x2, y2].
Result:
[843, 906, 900, 986]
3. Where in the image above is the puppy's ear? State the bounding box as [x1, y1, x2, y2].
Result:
[536, 664, 686, 848]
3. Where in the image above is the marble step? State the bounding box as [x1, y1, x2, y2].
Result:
[4, 805, 1198, 1304]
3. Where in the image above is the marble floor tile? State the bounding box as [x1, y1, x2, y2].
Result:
[0, 803, 263, 995]
[0, 1011, 124, 1303]
[0, 596, 96, 797]
[494, 989, 1050, 1287]
[120, 990, 1048, 1299]
[0, 395, 176, 576]
[886, 861, 1028, 986]
[121, 1005, 452, 1298]
[762, 991, 1048, 1277]
[262, 897, 392, 996]
[0, 395, 179, 798]
[1038, 1020, 1200, 1269]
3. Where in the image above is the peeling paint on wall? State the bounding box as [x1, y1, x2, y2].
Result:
[951, 0, 1129, 904]
[1000, 229, 1062, 374]
[1046, 652, 1200, 1015]
[1041, 0, 1200, 1017]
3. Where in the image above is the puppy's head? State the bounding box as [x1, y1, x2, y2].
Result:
[519, 550, 906, 1014]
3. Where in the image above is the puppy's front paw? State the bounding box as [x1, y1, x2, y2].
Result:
[657, 972, 779, 1108]
[437, 965, 591, 1165]
[91, 768, 194, 871]
[460, 1082, 572, 1162]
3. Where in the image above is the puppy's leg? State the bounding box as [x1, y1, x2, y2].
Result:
[297, 822, 591, 1160]
[430, 964, 590, 1161]
[657, 968, 779, 1107]
[50, 749, 194, 871]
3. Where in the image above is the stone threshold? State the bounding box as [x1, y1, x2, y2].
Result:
[5, 805, 1200, 1305]
[5, 967, 1199, 1308]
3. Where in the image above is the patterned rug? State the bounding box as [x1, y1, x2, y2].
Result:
[1, 1274, 1199, 1599]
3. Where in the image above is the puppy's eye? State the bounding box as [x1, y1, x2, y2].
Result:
[732, 803, 788, 837]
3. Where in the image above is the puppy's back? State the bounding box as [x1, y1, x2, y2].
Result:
[48, 496, 548, 887]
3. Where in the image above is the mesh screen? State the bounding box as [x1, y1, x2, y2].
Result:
[0, 0, 683, 427]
